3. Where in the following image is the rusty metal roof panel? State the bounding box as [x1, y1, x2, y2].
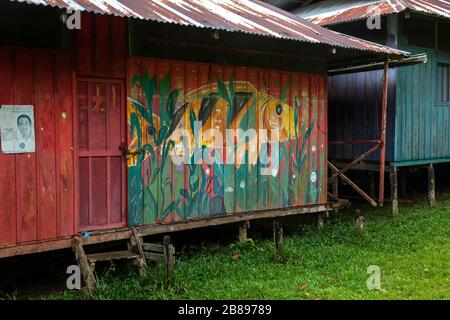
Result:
[294, 0, 450, 26]
[10, 0, 408, 56]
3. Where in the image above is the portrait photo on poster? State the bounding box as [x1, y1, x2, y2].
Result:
[0, 105, 36, 154]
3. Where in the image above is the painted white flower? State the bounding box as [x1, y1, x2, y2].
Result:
[271, 168, 278, 177]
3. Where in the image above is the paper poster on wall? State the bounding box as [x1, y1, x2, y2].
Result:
[0, 105, 36, 154]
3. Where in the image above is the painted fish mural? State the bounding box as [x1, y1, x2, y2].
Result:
[128, 80, 296, 165]
[127, 61, 326, 226]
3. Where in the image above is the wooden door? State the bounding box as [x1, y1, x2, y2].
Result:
[76, 78, 126, 231]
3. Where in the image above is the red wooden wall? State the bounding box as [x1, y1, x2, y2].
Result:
[0, 47, 75, 245]
[0, 13, 128, 246]
[74, 12, 127, 79]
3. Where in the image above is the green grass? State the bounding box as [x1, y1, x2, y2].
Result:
[48, 196, 449, 300]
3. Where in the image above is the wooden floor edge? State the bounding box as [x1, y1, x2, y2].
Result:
[0, 204, 330, 259]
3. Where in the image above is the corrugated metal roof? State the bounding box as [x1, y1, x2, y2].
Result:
[294, 0, 450, 26]
[10, 0, 408, 56]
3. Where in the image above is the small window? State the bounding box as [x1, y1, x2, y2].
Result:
[438, 21, 450, 52]
[436, 63, 450, 106]
[403, 15, 436, 49]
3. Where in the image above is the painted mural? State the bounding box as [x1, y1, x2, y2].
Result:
[127, 59, 327, 226]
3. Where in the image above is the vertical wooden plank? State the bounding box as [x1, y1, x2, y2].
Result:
[289, 73, 300, 206]
[209, 64, 226, 216]
[0, 47, 17, 245]
[299, 73, 310, 205]
[54, 53, 75, 236]
[246, 68, 258, 212]
[157, 61, 172, 222]
[183, 63, 194, 219]
[34, 51, 57, 240]
[234, 66, 247, 213]
[140, 59, 157, 224]
[111, 16, 127, 79]
[268, 71, 280, 210]
[318, 75, 327, 204]
[223, 66, 236, 214]
[197, 63, 211, 218]
[308, 75, 319, 205]
[75, 12, 93, 76]
[257, 69, 269, 211]
[91, 157, 107, 225]
[279, 72, 290, 208]
[171, 62, 185, 221]
[185, 63, 200, 219]
[94, 14, 111, 77]
[14, 49, 38, 243]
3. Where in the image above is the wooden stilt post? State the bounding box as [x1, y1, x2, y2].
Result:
[164, 236, 175, 285]
[238, 221, 249, 243]
[273, 222, 283, 256]
[355, 216, 364, 232]
[71, 237, 96, 294]
[369, 171, 376, 199]
[428, 164, 436, 207]
[332, 178, 339, 199]
[317, 213, 324, 231]
[379, 58, 389, 207]
[390, 166, 398, 217]
[131, 229, 147, 277]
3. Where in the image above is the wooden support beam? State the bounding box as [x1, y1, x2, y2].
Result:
[428, 164, 436, 207]
[331, 161, 395, 173]
[273, 222, 284, 256]
[329, 161, 378, 207]
[71, 237, 95, 294]
[238, 221, 249, 243]
[131, 229, 147, 277]
[355, 216, 364, 232]
[369, 171, 376, 199]
[332, 177, 339, 198]
[329, 144, 380, 182]
[1, 204, 329, 259]
[390, 167, 398, 217]
[328, 191, 339, 202]
[164, 236, 175, 285]
[317, 214, 324, 231]
[329, 140, 381, 145]
[379, 58, 389, 206]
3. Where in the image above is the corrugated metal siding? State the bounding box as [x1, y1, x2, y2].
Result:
[395, 45, 450, 163]
[126, 57, 328, 225]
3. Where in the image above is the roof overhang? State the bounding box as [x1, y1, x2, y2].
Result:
[329, 52, 427, 75]
[9, 0, 409, 63]
[294, 0, 450, 27]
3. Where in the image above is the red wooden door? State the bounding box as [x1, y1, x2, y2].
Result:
[76, 78, 126, 231]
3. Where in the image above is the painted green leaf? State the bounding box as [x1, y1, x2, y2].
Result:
[131, 99, 152, 125]
[141, 71, 156, 124]
[131, 75, 141, 88]
[180, 188, 189, 199]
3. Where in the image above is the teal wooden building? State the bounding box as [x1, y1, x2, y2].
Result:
[294, 0, 450, 212]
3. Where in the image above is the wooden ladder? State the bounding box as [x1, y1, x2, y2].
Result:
[71, 230, 175, 293]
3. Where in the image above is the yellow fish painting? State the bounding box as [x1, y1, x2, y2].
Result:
[128, 81, 297, 165]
